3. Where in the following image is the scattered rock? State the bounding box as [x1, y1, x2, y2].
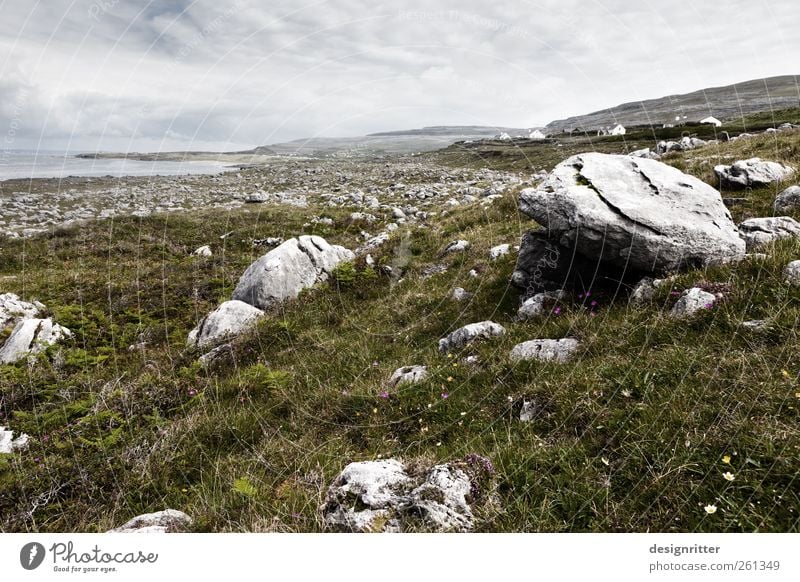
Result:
[198, 343, 234, 367]
[438, 321, 506, 352]
[784, 260, 800, 286]
[187, 300, 264, 348]
[519, 153, 745, 273]
[387, 365, 428, 388]
[109, 509, 193, 533]
[245, 192, 269, 203]
[0, 293, 44, 330]
[740, 319, 769, 332]
[774, 185, 800, 213]
[517, 290, 565, 319]
[738, 216, 800, 251]
[420, 264, 448, 278]
[441, 240, 471, 255]
[509, 338, 580, 363]
[252, 237, 284, 248]
[322, 457, 492, 532]
[0, 426, 30, 453]
[321, 459, 411, 532]
[451, 287, 473, 301]
[714, 158, 794, 189]
[192, 245, 212, 257]
[232, 236, 354, 310]
[670, 288, 716, 318]
[488, 243, 510, 261]
[0, 318, 72, 364]
[519, 400, 540, 422]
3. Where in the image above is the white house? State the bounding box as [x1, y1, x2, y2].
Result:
[610, 124, 626, 136]
[497, 132, 512, 141]
[700, 116, 722, 127]
[528, 129, 546, 140]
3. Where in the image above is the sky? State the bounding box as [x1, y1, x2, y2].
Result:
[0, 0, 798, 152]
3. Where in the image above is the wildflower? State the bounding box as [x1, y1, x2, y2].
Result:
[447, 353, 453, 359]
[460, 411, 467, 416]
[578, 293, 584, 299]
[585, 291, 591, 297]
[188, 389, 197, 397]
[781, 369, 792, 379]
[441, 392, 449, 399]
[553, 307, 561, 315]
[590, 300, 598, 307]
[722, 455, 731, 464]
[704, 504, 717, 514]
[372, 408, 378, 414]
[601, 457, 610, 466]
[723, 472, 735, 482]
[447, 376, 454, 382]
[704, 303, 714, 309]
[621, 389, 632, 398]
[379, 391, 389, 399]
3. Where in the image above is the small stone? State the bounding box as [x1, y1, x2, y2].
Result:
[451, 287, 473, 301]
[387, 365, 428, 388]
[488, 244, 510, 261]
[784, 260, 800, 286]
[509, 338, 580, 363]
[670, 287, 717, 318]
[192, 245, 212, 257]
[109, 509, 193, 533]
[438, 321, 506, 353]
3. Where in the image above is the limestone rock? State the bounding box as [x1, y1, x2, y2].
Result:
[438, 321, 506, 353]
[518, 153, 745, 273]
[187, 300, 264, 348]
[0, 318, 72, 364]
[509, 338, 580, 363]
[488, 244, 510, 261]
[232, 236, 354, 310]
[517, 290, 565, 319]
[738, 216, 800, 251]
[0, 426, 30, 453]
[670, 288, 716, 318]
[387, 365, 428, 388]
[774, 186, 800, 214]
[715, 158, 794, 189]
[109, 509, 193, 533]
[784, 260, 800, 286]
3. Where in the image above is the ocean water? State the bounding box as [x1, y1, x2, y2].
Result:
[0, 150, 238, 181]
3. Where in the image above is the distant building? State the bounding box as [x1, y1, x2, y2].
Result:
[497, 132, 512, 141]
[700, 116, 722, 127]
[610, 124, 626, 136]
[529, 129, 546, 140]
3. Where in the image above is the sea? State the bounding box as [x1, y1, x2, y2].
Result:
[0, 150, 238, 181]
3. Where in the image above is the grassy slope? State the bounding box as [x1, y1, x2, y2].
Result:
[1, 132, 799, 533]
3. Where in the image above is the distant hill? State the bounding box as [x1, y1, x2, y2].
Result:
[544, 75, 800, 134]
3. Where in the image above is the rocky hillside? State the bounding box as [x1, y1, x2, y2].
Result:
[1, 123, 799, 533]
[544, 75, 799, 133]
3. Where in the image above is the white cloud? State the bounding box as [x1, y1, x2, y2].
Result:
[0, 0, 797, 151]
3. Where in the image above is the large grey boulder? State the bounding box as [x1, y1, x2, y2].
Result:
[0, 318, 72, 364]
[108, 509, 193, 533]
[187, 300, 264, 348]
[0, 293, 44, 330]
[519, 153, 745, 273]
[406, 464, 474, 532]
[670, 288, 717, 318]
[438, 321, 506, 353]
[774, 186, 800, 213]
[737, 216, 800, 251]
[715, 158, 794, 189]
[509, 338, 580, 363]
[232, 236, 354, 310]
[0, 426, 30, 453]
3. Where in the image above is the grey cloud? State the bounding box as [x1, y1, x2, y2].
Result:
[0, 0, 798, 151]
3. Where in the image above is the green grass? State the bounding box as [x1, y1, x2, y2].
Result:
[1, 130, 799, 532]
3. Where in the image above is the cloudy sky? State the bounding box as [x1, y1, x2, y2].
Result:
[1, 0, 798, 152]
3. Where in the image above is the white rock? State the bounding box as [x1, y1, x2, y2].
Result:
[232, 236, 354, 310]
[0, 293, 44, 330]
[442, 240, 471, 255]
[192, 245, 212, 257]
[187, 300, 265, 348]
[517, 290, 565, 319]
[0, 426, 30, 453]
[451, 287, 473, 302]
[322, 459, 411, 532]
[489, 244, 511, 261]
[109, 509, 193, 533]
[509, 338, 580, 363]
[387, 365, 428, 388]
[738, 216, 800, 251]
[774, 186, 800, 213]
[438, 321, 505, 353]
[784, 260, 800, 286]
[406, 464, 473, 532]
[670, 287, 716, 318]
[0, 318, 72, 364]
[519, 153, 745, 273]
[715, 158, 794, 189]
